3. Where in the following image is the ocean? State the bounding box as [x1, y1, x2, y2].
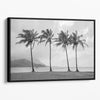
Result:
[11, 67, 94, 73]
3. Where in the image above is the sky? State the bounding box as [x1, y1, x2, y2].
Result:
[11, 19, 94, 68]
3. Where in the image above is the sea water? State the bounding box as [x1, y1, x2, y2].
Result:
[11, 67, 94, 73]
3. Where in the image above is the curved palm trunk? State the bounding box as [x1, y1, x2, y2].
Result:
[49, 42, 52, 71]
[30, 44, 34, 72]
[75, 45, 79, 72]
[65, 46, 70, 71]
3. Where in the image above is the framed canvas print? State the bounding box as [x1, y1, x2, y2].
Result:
[7, 17, 95, 82]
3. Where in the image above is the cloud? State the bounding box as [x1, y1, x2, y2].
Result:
[78, 28, 93, 47]
[81, 28, 89, 35]
[54, 21, 75, 32]
[59, 21, 75, 27]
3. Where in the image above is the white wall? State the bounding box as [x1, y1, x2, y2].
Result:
[0, 0, 99, 100]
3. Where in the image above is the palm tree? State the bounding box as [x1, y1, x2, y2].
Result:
[38, 29, 54, 71]
[70, 30, 88, 72]
[55, 30, 71, 71]
[16, 29, 38, 72]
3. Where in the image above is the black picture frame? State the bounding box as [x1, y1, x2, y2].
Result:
[7, 17, 96, 82]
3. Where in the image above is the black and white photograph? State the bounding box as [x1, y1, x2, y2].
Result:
[7, 18, 95, 82]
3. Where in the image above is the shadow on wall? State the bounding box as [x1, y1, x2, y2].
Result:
[4, 19, 8, 83]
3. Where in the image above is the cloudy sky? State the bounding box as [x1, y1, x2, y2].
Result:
[11, 19, 94, 68]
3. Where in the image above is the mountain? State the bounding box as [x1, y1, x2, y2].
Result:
[11, 59, 46, 67]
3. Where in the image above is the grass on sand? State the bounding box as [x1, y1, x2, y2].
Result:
[10, 71, 94, 81]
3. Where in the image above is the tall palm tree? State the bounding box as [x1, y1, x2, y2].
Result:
[38, 29, 54, 71]
[70, 30, 88, 72]
[16, 29, 38, 72]
[55, 30, 71, 71]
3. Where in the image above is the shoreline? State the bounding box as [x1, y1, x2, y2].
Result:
[11, 67, 94, 73]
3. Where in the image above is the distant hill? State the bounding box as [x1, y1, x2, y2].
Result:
[11, 59, 46, 67]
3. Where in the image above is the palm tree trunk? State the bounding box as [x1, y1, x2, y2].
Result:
[30, 44, 34, 72]
[49, 42, 52, 71]
[65, 45, 70, 71]
[75, 45, 79, 72]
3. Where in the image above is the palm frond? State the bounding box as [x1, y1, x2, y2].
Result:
[62, 44, 66, 49]
[56, 42, 62, 47]
[41, 30, 48, 37]
[38, 35, 45, 44]
[81, 39, 86, 42]
[79, 40, 85, 48]
[55, 30, 71, 48]
[16, 33, 25, 38]
[83, 42, 88, 47]
[78, 34, 83, 39]
[40, 29, 54, 45]
[16, 39, 27, 44]
[16, 29, 39, 47]
[26, 41, 31, 47]
[71, 30, 88, 49]
[72, 45, 76, 49]
[45, 39, 50, 46]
